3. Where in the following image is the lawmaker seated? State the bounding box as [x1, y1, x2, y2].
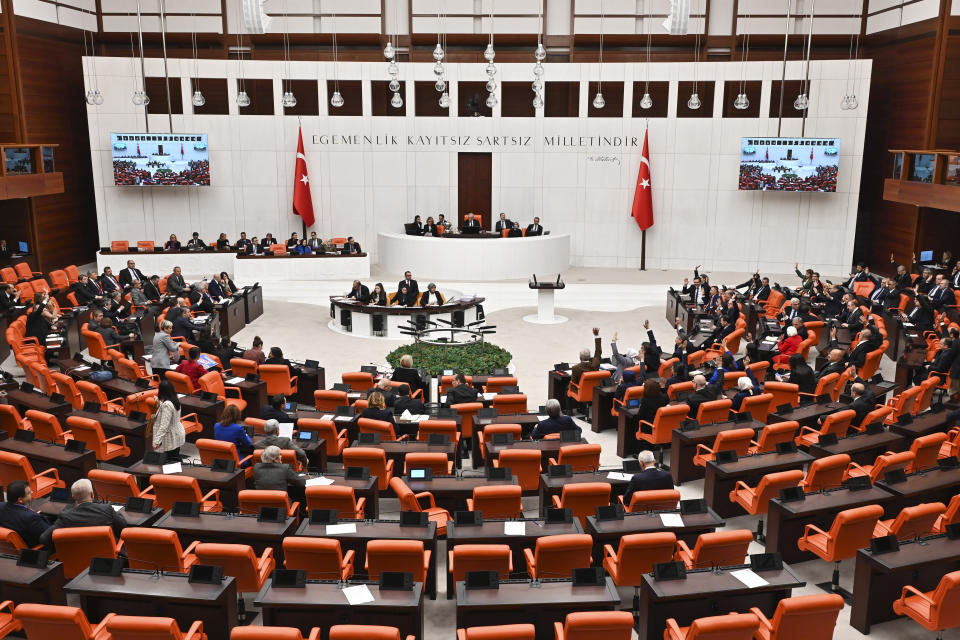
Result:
[367, 282, 388, 306]
[392, 285, 418, 307]
[422, 216, 440, 237]
[494, 212, 513, 233]
[507, 222, 523, 237]
[531, 399, 581, 440]
[526, 216, 544, 236]
[461, 212, 482, 233]
[420, 283, 445, 306]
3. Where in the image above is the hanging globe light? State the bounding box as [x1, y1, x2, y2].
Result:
[330, 91, 344, 108]
[485, 93, 497, 108]
[236, 90, 250, 107]
[535, 43, 546, 61]
[383, 42, 395, 60]
[484, 43, 495, 61]
[640, 92, 653, 109]
[132, 89, 148, 106]
[433, 44, 444, 61]
[85, 90, 96, 105]
[435, 79, 446, 92]
[93, 89, 104, 106]
[533, 93, 544, 109]
[533, 63, 544, 77]
[734, 93, 749, 110]
[793, 93, 808, 110]
[282, 91, 297, 108]
[486, 79, 497, 93]
[388, 61, 399, 76]
[191, 90, 206, 107]
[439, 92, 450, 108]
[391, 92, 403, 109]
[532, 79, 543, 92]
[686, 92, 701, 110]
[433, 62, 444, 76]
[592, 92, 605, 109]
[846, 94, 858, 110]
[389, 79, 401, 93]
[486, 63, 497, 76]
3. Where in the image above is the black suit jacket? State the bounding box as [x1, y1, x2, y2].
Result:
[850, 395, 874, 427]
[40, 501, 127, 550]
[846, 342, 871, 369]
[526, 224, 543, 236]
[495, 219, 513, 232]
[392, 367, 424, 394]
[143, 281, 162, 301]
[344, 242, 362, 254]
[394, 396, 425, 414]
[623, 469, 674, 505]
[74, 282, 99, 306]
[118, 267, 146, 288]
[191, 293, 214, 314]
[443, 383, 477, 407]
[347, 285, 370, 301]
[187, 238, 207, 248]
[685, 382, 723, 419]
[0, 502, 49, 547]
[638, 394, 669, 423]
[420, 291, 443, 306]
[462, 219, 481, 231]
[422, 224, 439, 237]
[816, 361, 845, 380]
[99, 274, 121, 293]
[531, 415, 580, 440]
[397, 279, 419, 298]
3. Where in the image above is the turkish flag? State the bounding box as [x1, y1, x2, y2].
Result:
[631, 130, 653, 231]
[292, 126, 315, 227]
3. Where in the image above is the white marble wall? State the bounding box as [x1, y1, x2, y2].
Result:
[84, 57, 870, 275]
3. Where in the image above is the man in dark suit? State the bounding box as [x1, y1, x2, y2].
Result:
[167, 266, 190, 296]
[260, 234, 276, 250]
[443, 372, 476, 407]
[845, 329, 873, 369]
[39, 479, 127, 550]
[286, 233, 300, 250]
[495, 212, 513, 233]
[889, 256, 915, 291]
[235, 232, 252, 253]
[392, 354, 425, 398]
[187, 232, 206, 249]
[848, 382, 874, 428]
[622, 450, 674, 504]
[247, 238, 264, 255]
[347, 280, 370, 302]
[252, 445, 305, 505]
[867, 280, 892, 309]
[190, 283, 215, 314]
[0, 283, 19, 312]
[410, 215, 423, 235]
[420, 283, 444, 306]
[261, 394, 295, 423]
[171, 301, 205, 341]
[750, 277, 771, 301]
[394, 385, 425, 414]
[707, 315, 736, 347]
[929, 278, 954, 310]
[530, 399, 581, 440]
[507, 222, 523, 238]
[344, 237, 362, 254]
[99, 267, 121, 294]
[571, 328, 602, 384]
[0, 481, 49, 548]
[117, 260, 147, 289]
[816, 348, 847, 380]
[73, 274, 101, 306]
[462, 212, 481, 233]
[526, 217, 544, 236]
[143, 275, 162, 302]
[397, 271, 419, 300]
[307, 232, 325, 252]
[684, 374, 723, 419]
[0, 240, 10, 259]
[838, 300, 864, 332]
[255, 420, 308, 466]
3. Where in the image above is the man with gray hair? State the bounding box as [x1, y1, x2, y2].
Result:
[190, 281, 214, 314]
[39, 479, 127, 550]
[530, 399, 581, 440]
[256, 419, 309, 467]
[571, 327, 602, 384]
[684, 373, 723, 419]
[622, 450, 674, 505]
[253, 445, 306, 505]
[376, 377, 397, 407]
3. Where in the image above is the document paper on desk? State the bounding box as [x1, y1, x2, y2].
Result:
[730, 568, 769, 589]
[504, 521, 526, 536]
[660, 513, 684, 527]
[343, 584, 376, 605]
[278, 423, 294, 439]
[325, 523, 358, 535]
[305, 476, 335, 487]
[161, 462, 182, 474]
[607, 472, 633, 482]
[226, 377, 245, 384]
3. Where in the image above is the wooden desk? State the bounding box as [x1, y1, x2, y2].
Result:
[153, 511, 297, 560]
[485, 439, 587, 472]
[888, 410, 953, 441]
[851, 535, 960, 633]
[616, 407, 644, 458]
[3, 390, 71, 421]
[347, 441, 456, 472]
[670, 419, 765, 485]
[0, 553, 66, 605]
[234, 379, 267, 418]
[0, 432, 95, 485]
[242, 285, 264, 324]
[404, 475, 518, 514]
[638, 566, 805, 640]
[591, 386, 617, 432]
[876, 467, 960, 513]
[807, 430, 905, 466]
[305, 474, 379, 519]
[765, 486, 896, 563]
[457, 578, 620, 640]
[703, 451, 814, 518]
[255, 581, 424, 640]
[66, 569, 237, 640]
[295, 520, 438, 599]
[127, 461, 247, 510]
[585, 509, 725, 554]
[32, 499, 163, 527]
[472, 414, 541, 466]
[446, 520, 583, 597]
[215, 299, 245, 339]
[538, 471, 629, 516]
[72, 408, 148, 465]
[547, 370, 571, 405]
[768, 401, 847, 427]
[293, 365, 326, 407]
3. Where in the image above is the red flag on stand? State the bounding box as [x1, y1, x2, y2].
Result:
[292, 126, 315, 227]
[180, 143, 184, 157]
[631, 130, 654, 231]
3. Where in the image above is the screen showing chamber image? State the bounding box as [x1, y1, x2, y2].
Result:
[111, 133, 210, 186]
[739, 138, 840, 192]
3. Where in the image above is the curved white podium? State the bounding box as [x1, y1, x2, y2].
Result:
[377, 232, 570, 281]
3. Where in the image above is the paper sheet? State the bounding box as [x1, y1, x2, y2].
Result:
[483, 392, 496, 400]
[537, 415, 548, 422]
[326, 523, 358, 535]
[730, 568, 769, 588]
[278, 423, 294, 439]
[161, 462, 182, 474]
[226, 376, 245, 384]
[504, 521, 526, 536]
[320, 414, 334, 421]
[660, 513, 684, 527]
[334, 416, 353, 422]
[305, 476, 335, 487]
[342, 584, 375, 605]
[111, 504, 123, 511]
[607, 472, 633, 482]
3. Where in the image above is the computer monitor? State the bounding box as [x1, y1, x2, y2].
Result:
[17, 241, 27, 253]
[920, 250, 934, 262]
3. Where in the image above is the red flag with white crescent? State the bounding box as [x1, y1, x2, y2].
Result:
[292, 126, 316, 227]
[631, 130, 654, 231]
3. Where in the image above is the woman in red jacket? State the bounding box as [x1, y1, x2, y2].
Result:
[774, 325, 802, 365]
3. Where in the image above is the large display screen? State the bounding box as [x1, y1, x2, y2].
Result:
[739, 137, 839, 192]
[111, 133, 210, 186]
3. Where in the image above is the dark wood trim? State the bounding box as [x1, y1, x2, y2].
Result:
[0, 0, 25, 142]
[925, 0, 951, 148]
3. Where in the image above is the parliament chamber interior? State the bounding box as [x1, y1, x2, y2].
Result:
[0, 0, 960, 639]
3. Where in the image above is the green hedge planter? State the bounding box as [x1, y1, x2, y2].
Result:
[386, 342, 512, 376]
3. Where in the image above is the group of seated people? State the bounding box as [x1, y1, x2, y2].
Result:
[345, 271, 446, 307]
[408, 212, 545, 236]
[160, 231, 362, 255]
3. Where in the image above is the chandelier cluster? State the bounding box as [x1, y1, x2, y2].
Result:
[434, 11, 450, 109]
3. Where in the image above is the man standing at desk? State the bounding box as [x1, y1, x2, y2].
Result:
[39, 479, 127, 550]
[0, 481, 49, 548]
[622, 451, 673, 504]
[397, 271, 419, 301]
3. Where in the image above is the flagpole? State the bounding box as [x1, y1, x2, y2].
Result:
[298, 117, 307, 238]
[641, 230, 646, 271]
